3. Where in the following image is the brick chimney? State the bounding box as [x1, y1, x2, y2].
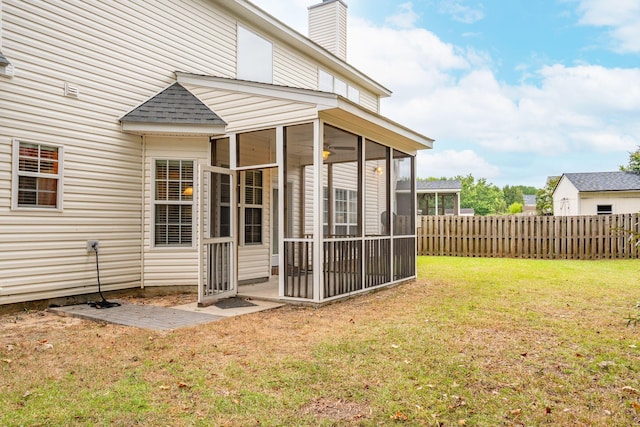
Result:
[308, 0, 347, 61]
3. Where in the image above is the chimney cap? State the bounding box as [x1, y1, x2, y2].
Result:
[308, 0, 348, 11]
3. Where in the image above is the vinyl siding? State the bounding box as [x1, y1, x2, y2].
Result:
[359, 90, 379, 113]
[0, 0, 237, 304]
[142, 137, 207, 287]
[188, 85, 319, 132]
[308, 0, 347, 61]
[273, 43, 317, 90]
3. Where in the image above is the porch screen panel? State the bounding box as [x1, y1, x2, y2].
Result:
[237, 128, 276, 167]
[365, 141, 389, 236]
[393, 237, 416, 280]
[284, 123, 315, 300]
[392, 151, 415, 236]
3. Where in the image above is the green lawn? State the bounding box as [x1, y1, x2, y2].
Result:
[1, 257, 639, 426]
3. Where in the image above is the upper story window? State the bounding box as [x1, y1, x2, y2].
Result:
[13, 140, 62, 209]
[597, 204, 613, 215]
[237, 25, 273, 84]
[318, 69, 360, 103]
[154, 160, 194, 247]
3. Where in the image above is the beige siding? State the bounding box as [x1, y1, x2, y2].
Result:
[359, 90, 379, 113]
[553, 178, 579, 216]
[142, 137, 208, 287]
[0, 0, 237, 304]
[273, 44, 317, 90]
[308, 0, 347, 61]
[580, 192, 640, 216]
[188, 86, 319, 132]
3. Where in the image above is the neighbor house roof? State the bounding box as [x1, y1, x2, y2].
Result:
[416, 179, 461, 192]
[120, 82, 225, 125]
[523, 194, 536, 206]
[562, 171, 640, 192]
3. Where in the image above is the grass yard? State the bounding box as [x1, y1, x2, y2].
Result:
[1, 257, 639, 426]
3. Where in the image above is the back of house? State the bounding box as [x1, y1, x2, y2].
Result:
[0, 0, 432, 306]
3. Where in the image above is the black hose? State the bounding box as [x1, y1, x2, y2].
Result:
[88, 243, 120, 309]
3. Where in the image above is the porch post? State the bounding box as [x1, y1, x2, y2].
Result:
[312, 119, 323, 303]
[277, 126, 285, 298]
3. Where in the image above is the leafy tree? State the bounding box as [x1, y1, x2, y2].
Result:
[456, 174, 506, 216]
[503, 185, 524, 207]
[620, 145, 640, 173]
[517, 185, 539, 195]
[536, 176, 560, 215]
[508, 202, 523, 214]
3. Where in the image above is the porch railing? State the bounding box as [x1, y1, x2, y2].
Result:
[284, 239, 313, 299]
[283, 235, 415, 302]
[204, 241, 233, 296]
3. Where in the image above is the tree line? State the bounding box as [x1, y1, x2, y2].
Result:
[420, 145, 640, 216]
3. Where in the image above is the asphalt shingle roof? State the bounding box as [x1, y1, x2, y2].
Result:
[0, 51, 10, 66]
[564, 171, 640, 192]
[416, 179, 462, 191]
[120, 82, 226, 125]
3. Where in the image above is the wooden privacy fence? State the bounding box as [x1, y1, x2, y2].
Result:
[418, 213, 640, 259]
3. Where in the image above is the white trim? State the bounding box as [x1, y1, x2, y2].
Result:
[11, 138, 64, 212]
[150, 158, 197, 249]
[121, 122, 226, 136]
[176, 72, 339, 108]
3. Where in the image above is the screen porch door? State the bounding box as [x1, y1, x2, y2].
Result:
[198, 165, 237, 306]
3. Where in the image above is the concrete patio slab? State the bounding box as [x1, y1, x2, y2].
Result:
[49, 300, 223, 331]
[49, 297, 284, 331]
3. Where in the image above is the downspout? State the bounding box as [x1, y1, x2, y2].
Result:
[139, 136, 146, 289]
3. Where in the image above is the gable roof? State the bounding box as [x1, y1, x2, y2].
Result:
[563, 171, 640, 192]
[523, 194, 536, 206]
[120, 82, 225, 125]
[416, 179, 461, 192]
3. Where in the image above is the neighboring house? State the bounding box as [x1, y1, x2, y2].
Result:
[415, 180, 461, 216]
[552, 172, 640, 216]
[0, 0, 433, 306]
[522, 194, 537, 216]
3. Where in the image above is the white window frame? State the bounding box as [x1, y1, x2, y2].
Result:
[12, 139, 63, 211]
[238, 169, 264, 246]
[318, 69, 360, 103]
[323, 186, 358, 236]
[237, 25, 273, 84]
[152, 158, 196, 249]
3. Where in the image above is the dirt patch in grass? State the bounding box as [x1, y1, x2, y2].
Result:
[301, 397, 370, 423]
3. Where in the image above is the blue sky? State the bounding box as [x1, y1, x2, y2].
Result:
[251, 0, 640, 188]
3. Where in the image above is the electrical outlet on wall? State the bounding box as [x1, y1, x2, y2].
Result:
[86, 240, 99, 252]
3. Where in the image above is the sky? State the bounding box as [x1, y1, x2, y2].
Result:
[250, 0, 640, 188]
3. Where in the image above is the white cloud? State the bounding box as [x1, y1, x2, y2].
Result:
[576, 0, 640, 53]
[438, 0, 485, 24]
[385, 2, 420, 29]
[232, 0, 640, 185]
[417, 149, 500, 179]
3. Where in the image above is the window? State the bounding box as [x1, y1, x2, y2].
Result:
[597, 204, 613, 215]
[13, 140, 62, 209]
[318, 69, 360, 103]
[323, 186, 358, 236]
[237, 25, 273, 83]
[241, 170, 263, 245]
[154, 160, 194, 247]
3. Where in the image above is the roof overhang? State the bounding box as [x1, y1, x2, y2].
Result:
[320, 99, 433, 155]
[176, 72, 433, 154]
[119, 122, 227, 137]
